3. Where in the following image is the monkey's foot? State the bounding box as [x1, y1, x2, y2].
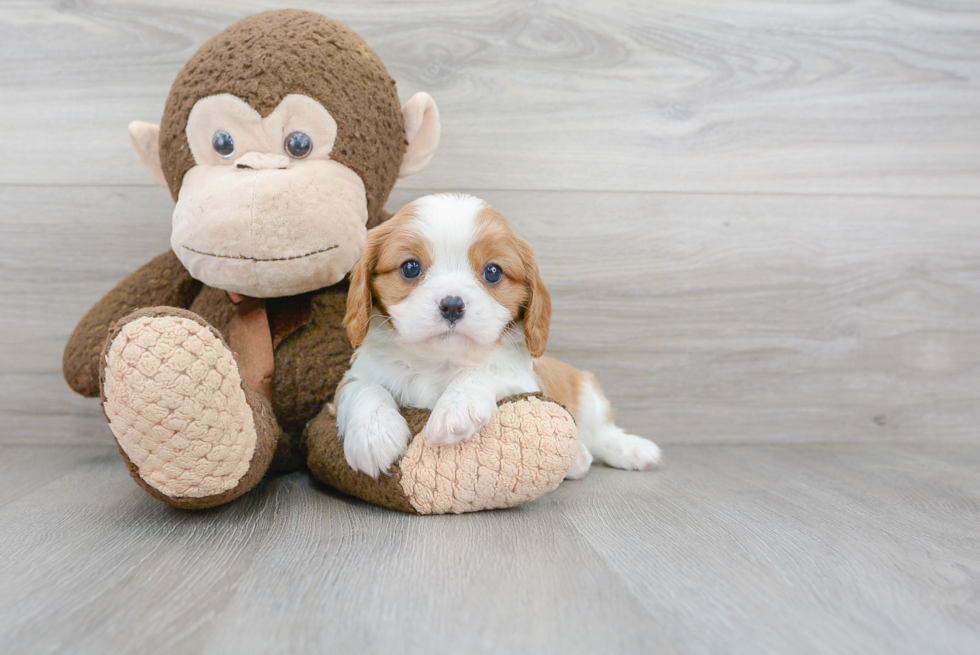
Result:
[400, 394, 579, 513]
[307, 393, 579, 514]
[101, 308, 276, 508]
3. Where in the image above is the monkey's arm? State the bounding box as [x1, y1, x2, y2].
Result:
[63, 250, 202, 397]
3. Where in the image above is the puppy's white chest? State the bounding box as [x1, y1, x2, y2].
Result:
[393, 365, 460, 409]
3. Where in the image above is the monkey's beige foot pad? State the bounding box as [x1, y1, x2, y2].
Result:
[101, 311, 257, 500]
[307, 394, 579, 515]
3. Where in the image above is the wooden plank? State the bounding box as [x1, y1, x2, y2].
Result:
[0, 447, 291, 653]
[0, 445, 111, 506]
[0, 446, 674, 654]
[556, 443, 980, 654]
[3, 185, 978, 446]
[0, 0, 978, 195]
[0, 184, 176, 446]
[0, 444, 977, 654]
[199, 481, 673, 654]
[486, 190, 980, 445]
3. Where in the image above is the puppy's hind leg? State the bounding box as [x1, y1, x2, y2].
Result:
[576, 375, 661, 472]
[592, 423, 662, 471]
[564, 442, 594, 480]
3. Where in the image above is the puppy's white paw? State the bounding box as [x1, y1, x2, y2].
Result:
[424, 387, 497, 446]
[342, 407, 412, 479]
[564, 443, 593, 480]
[599, 431, 662, 471]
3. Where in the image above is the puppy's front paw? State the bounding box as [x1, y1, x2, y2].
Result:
[424, 388, 497, 446]
[342, 407, 412, 479]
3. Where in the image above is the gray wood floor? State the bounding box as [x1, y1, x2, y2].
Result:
[1, 443, 979, 655]
[1, 1, 979, 653]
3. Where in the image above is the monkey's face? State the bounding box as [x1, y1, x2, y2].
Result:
[128, 11, 442, 299]
[166, 94, 367, 298]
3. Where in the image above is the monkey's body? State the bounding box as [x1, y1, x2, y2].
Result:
[60, 10, 578, 513]
[64, 251, 350, 437]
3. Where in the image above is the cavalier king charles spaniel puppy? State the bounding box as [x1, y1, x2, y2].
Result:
[335, 194, 661, 479]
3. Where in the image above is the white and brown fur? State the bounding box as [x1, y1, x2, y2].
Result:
[335, 193, 661, 479]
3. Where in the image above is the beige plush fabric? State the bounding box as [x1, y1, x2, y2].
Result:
[102, 313, 257, 498]
[171, 158, 368, 298]
[398, 92, 440, 178]
[398, 395, 578, 514]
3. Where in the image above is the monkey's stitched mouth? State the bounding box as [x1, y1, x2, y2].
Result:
[181, 244, 338, 262]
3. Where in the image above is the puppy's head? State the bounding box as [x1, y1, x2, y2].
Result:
[345, 194, 551, 357]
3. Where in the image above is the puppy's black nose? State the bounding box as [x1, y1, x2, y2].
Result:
[439, 296, 465, 324]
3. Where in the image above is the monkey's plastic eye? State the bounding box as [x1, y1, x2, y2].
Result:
[285, 131, 313, 159]
[400, 260, 422, 280]
[483, 264, 503, 284]
[212, 131, 235, 158]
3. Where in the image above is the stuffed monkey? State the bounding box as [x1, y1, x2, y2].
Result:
[63, 10, 577, 514]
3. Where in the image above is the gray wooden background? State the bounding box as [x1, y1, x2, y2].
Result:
[1, 2, 979, 654]
[3, 0, 979, 447]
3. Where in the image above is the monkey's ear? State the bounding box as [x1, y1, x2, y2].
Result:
[398, 92, 440, 178]
[127, 121, 168, 188]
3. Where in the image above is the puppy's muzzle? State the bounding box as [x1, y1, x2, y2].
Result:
[439, 296, 465, 324]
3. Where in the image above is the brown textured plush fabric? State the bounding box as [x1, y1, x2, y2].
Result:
[188, 284, 237, 336]
[305, 393, 578, 515]
[187, 280, 352, 435]
[305, 404, 429, 514]
[63, 250, 202, 397]
[158, 9, 406, 225]
[99, 307, 282, 510]
[268, 293, 315, 348]
[65, 251, 354, 440]
[270, 283, 352, 434]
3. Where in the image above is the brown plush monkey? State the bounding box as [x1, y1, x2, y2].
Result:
[63, 10, 576, 513]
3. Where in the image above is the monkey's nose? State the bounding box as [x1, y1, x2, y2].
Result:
[438, 296, 465, 324]
[235, 152, 291, 170]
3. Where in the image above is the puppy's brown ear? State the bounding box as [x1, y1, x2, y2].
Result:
[520, 239, 552, 358]
[344, 229, 383, 348]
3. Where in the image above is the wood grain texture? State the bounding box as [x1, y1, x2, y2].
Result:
[0, 0, 978, 195]
[2, 2, 978, 654]
[4, 185, 978, 445]
[0, 444, 978, 654]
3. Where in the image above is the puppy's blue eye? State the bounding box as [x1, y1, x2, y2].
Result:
[400, 260, 422, 279]
[212, 131, 234, 158]
[483, 264, 503, 284]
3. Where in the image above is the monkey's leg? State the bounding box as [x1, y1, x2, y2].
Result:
[100, 307, 280, 509]
[304, 394, 578, 514]
[64, 250, 202, 398]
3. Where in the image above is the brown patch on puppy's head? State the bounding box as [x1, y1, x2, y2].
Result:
[470, 207, 552, 357]
[371, 219, 433, 313]
[159, 9, 405, 224]
[344, 204, 431, 347]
